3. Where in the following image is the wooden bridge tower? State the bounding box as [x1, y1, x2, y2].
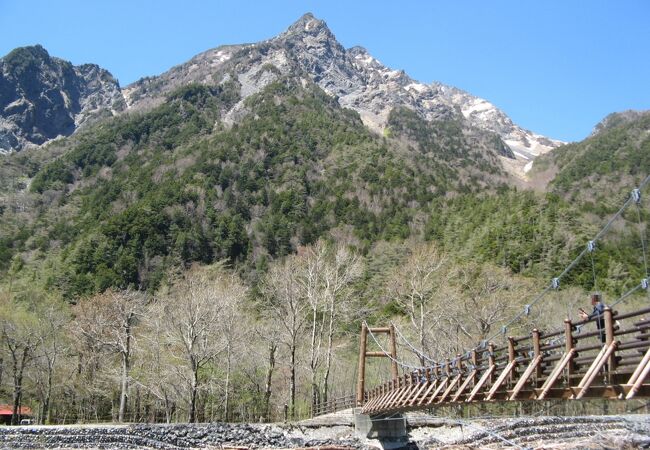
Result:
[356, 323, 399, 406]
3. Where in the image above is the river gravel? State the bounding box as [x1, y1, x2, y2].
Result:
[1, 414, 649, 449]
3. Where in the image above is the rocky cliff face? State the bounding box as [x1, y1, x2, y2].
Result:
[0, 45, 125, 153]
[123, 13, 563, 176]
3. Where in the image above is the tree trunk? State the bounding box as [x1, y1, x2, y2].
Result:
[289, 336, 296, 420]
[310, 306, 318, 416]
[11, 347, 29, 425]
[419, 303, 426, 367]
[164, 393, 172, 423]
[118, 327, 131, 423]
[322, 299, 336, 403]
[12, 372, 23, 425]
[263, 342, 276, 421]
[224, 343, 231, 421]
[189, 362, 199, 423]
[42, 366, 53, 424]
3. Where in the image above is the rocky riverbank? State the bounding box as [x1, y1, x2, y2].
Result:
[0, 422, 361, 449]
[1, 414, 649, 449]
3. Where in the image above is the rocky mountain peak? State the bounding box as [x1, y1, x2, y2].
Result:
[117, 13, 563, 178]
[275, 13, 345, 62]
[283, 13, 333, 40]
[2, 45, 52, 76]
[0, 45, 126, 153]
[1, 14, 564, 179]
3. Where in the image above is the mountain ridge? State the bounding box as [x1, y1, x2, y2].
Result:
[0, 14, 565, 179]
[120, 13, 564, 178]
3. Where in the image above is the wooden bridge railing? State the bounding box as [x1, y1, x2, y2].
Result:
[311, 393, 357, 417]
[360, 306, 650, 415]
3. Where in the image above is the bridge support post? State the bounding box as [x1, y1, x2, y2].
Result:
[565, 319, 574, 382]
[533, 329, 542, 383]
[389, 324, 399, 381]
[604, 307, 617, 382]
[357, 324, 400, 407]
[357, 324, 368, 406]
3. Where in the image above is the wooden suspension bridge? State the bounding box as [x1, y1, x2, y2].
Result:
[352, 178, 650, 416]
[310, 177, 650, 419]
[356, 306, 650, 415]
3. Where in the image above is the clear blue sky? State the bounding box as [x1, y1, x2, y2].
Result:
[1, 0, 649, 142]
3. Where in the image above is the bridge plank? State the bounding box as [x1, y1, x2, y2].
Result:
[626, 348, 650, 385]
[574, 342, 618, 399]
[509, 355, 542, 401]
[376, 379, 405, 412]
[361, 386, 384, 413]
[416, 379, 439, 406]
[576, 344, 610, 390]
[366, 380, 394, 413]
[626, 348, 650, 399]
[452, 369, 477, 402]
[423, 377, 449, 406]
[408, 379, 432, 406]
[538, 349, 576, 400]
[395, 378, 418, 407]
[365, 391, 390, 413]
[466, 365, 495, 402]
[486, 361, 515, 401]
[437, 374, 461, 404]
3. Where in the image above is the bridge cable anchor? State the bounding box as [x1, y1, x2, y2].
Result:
[587, 240, 596, 252]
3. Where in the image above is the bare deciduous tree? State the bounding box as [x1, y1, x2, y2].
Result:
[386, 242, 448, 364]
[448, 262, 531, 349]
[319, 243, 362, 402]
[259, 256, 305, 419]
[71, 289, 146, 422]
[152, 263, 246, 423]
[31, 298, 70, 424]
[0, 298, 39, 425]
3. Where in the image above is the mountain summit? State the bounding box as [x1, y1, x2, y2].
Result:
[121, 13, 563, 176]
[0, 13, 562, 176]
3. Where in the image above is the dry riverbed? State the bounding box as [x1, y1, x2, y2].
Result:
[0, 414, 649, 449]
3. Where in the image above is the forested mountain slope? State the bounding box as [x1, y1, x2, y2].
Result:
[0, 77, 516, 299]
[532, 110, 650, 204]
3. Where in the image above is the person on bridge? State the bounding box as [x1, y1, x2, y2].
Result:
[578, 292, 606, 343]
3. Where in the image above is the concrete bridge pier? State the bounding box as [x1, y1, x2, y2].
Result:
[354, 408, 407, 441]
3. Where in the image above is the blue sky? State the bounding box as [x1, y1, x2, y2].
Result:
[1, 0, 649, 142]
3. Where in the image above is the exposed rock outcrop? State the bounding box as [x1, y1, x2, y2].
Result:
[0, 45, 125, 153]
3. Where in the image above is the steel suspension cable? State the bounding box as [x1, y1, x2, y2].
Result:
[636, 199, 649, 278]
[448, 176, 650, 358]
[390, 321, 438, 365]
[610, 282, 646, 307]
